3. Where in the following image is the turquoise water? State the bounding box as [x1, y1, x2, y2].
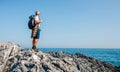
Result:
[38, 48, 120, 67]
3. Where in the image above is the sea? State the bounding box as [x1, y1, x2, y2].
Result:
[26, 48, 120, 67]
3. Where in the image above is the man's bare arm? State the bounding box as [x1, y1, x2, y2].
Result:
[34, 20, 43, 24]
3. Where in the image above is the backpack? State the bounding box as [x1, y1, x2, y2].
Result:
[28, 15, 35, 29]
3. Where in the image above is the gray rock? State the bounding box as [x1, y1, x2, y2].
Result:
[0, 42, 120, 72]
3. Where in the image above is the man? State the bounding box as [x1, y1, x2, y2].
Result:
[31, 11, 43, 52]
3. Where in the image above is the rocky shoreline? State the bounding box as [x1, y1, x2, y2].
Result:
[0, 42, 120, 72]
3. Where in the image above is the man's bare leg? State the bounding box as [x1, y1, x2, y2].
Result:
[32, 38, 39, 51]
[33, 38, 38, 46]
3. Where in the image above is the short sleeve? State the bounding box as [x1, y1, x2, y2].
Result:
[35, 16, 39, 20]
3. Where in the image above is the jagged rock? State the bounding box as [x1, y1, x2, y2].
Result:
[0, 42, 120, 72]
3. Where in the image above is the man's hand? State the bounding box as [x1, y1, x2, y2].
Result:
[40, 20, 43, 23]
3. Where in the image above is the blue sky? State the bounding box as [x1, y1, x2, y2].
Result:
[0, 0, 120, 48]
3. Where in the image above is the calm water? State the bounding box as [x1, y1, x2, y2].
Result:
[25, 48, 120, 66]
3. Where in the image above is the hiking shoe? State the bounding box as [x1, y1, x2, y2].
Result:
[32, 46, 36, 49]
[33, 48, 39, 52]
[32, 46, 39, 52]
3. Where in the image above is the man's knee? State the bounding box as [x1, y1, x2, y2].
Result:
[34, 38, 39, 42]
